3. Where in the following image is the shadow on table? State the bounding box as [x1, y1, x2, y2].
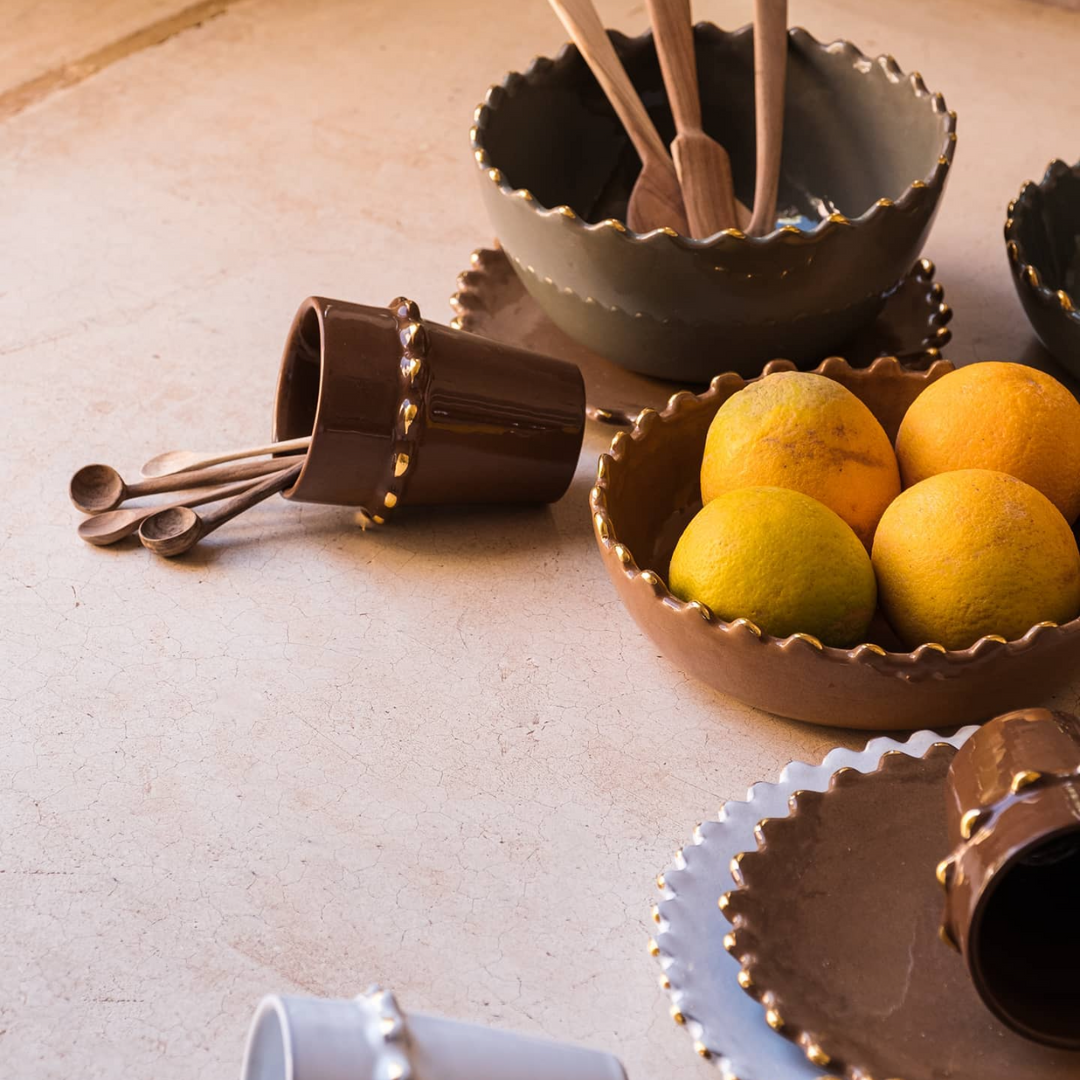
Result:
[143, 462, 601, 569]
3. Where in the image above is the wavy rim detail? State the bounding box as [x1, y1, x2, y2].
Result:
[590, 355, 1079, 666]
[1004, 158, 1080, 321]
[447, 249, 954, 410]
[718, 742, 960, 1080]
[472, 25, 957, 247]
[652, 727, 978, 1080]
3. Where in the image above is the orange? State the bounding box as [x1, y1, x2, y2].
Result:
[872, 469, 1080, 650]
[896, 361, 1080, 522]
[700, 371, 900, 547]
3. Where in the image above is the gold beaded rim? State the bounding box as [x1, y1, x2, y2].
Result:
[1004, 159, 1080, 321]
[356, 297, 430, 529]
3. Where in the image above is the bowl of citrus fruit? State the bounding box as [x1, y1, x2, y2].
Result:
[590, 357, 1080, 728]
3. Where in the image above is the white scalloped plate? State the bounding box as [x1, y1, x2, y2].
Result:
[651, 727, 978, 1080]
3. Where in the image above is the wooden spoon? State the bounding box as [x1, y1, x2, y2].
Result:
[548, 0, 690, 234]
[646, 0, 751, 236]
[77, 476, 268, 546]
[748, 0, 788, 237]
[140, 436, 310, 478]
[69, 456, 294, 514]
[139, 462, 303, 558]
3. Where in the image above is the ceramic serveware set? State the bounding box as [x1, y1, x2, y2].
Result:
[63, 11, 1080, 1079]
[67, 16, 1079, 725]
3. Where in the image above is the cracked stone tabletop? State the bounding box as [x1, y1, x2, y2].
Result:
[3, 0, 1080, 1077]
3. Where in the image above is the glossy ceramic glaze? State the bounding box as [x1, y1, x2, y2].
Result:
[1006, 160, 1080, 377]
[652, 728, 977, 1080]
[242, 987, 627, 1080]
[720, 745, 1080, 1079]
[590, 357, 1080, 729]
[472, 25, 957, 379]
[940, 708, 1080, 1049]
[451, 246, 953, 425]
[273, 296, 586, 521]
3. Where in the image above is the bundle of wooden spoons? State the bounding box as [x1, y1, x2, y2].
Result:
[546, 0, 787, 238]
[69, 437, 308, 557]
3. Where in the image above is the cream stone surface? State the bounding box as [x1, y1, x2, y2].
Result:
[2, 1, 1080, 1077]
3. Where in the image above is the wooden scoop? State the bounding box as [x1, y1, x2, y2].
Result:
[69, 456, 295, 514]
[138, 462, 303, 558]
[646, 0, 751, 236]
[77, 476, 265, 546]
[140, 436, 310, 478]
[548, 0, 690, 234]
[748, 0, 788, 236]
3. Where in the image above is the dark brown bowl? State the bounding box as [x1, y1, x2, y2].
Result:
[472, 25, 957, 380]
[1005, 160, 1080, 378]
[589, 357, 1080, 729]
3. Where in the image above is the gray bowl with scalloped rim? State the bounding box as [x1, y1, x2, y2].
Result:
[472, 24, 957, 380]
[1005, 160, 1080, 378]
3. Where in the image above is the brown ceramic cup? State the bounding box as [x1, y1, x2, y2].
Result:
[272, 296, 586, 521]
[940, 707, 1080, 1048]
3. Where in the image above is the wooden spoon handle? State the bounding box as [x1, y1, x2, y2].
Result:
[198, 462, 303, 537]
[126, 455, 301, 500]
[142, 435, 311, 477]
[749, 0, 788, 236]
[646, 0, 702, 132]
[548, 0, 670, 168]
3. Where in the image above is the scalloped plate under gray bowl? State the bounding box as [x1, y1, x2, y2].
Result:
[651, 728, 975, 1080]
[450, 247, 953, 426]
[1006, 160, 1080, 378]
[472, 25, 957, 379]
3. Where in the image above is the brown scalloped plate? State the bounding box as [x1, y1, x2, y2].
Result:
[589, 357, 1080, 729]
[449, 248, 952, 425]
[720, 745, 1080, 1080]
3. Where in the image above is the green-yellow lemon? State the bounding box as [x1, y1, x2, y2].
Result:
[668, 486, 877, 647]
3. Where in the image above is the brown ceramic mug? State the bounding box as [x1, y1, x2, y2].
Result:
[939, 707, 1080, 1048]
[273, 296, 586, 522]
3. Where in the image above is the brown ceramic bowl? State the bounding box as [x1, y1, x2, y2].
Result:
[590, 357, 1080, 729]
[472, 25, 957, 380]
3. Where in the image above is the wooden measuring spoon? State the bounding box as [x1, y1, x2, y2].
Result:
[138, 462, 303, 558]
[69, 456, 294, 514]
[77, 476, 268, 546]
[646, 0, 751, 236]
[748, 0, 788, 236]
[548, 0, 690, 235]
[140, 436, 310, 478]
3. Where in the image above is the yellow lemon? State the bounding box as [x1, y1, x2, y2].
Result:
[872, 469, 1080, 650]
[700, 371, 900, 547]
[896, 361, 1080, 522]
[669, 486, 877, 647]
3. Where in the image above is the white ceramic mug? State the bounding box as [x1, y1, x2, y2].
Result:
[242, 986, 628, 1080]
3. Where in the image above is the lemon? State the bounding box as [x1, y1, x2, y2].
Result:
[872, 469, 1080, 650]
[668, 487, 877, 647]
[896, 361, 1080, 522]
[700, 371, 900, 547]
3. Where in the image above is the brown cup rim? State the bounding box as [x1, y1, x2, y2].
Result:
[272, 295, 431, 523]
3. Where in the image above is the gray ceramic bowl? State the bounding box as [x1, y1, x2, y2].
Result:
[472, 25, 957, 380]
[1005, 160, 1080, 378]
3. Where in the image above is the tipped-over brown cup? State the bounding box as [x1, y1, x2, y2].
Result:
[273, 296, 586, 522]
